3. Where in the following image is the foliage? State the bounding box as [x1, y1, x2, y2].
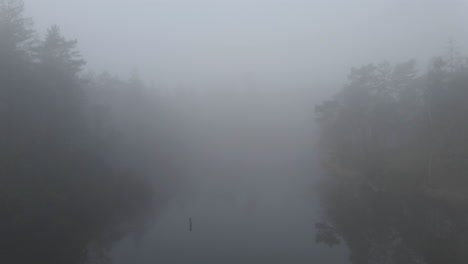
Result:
[315, 57, 468, 264]
[0, 1, 179, 263]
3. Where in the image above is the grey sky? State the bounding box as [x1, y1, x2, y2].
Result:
[25, 0, 468, 92]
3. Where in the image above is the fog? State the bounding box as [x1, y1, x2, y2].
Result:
[108, 88, 346, 263]
[26, 0, 468, 87]
[2, 0, 468, 263]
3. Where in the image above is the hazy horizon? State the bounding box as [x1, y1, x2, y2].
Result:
[25, 0, 468, 91]
[4, 1, 468, 263]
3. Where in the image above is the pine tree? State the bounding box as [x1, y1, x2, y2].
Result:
[35, 25, 85, 75]
[0, 0, 35, 60]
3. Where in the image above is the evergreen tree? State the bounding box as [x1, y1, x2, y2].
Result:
[0, 2, 179, 264]
[315, 57, 468, 264]
[35, 25, 85, 76]
[0, 0, 35, 62]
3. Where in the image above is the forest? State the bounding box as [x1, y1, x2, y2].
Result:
[2, 0, 468, 264]
[0, 1, 184, 263]
[315, 57, 468, 263]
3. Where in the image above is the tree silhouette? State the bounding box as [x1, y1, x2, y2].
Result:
[0, 1, 180, 263]
[316, 57, 468, 264]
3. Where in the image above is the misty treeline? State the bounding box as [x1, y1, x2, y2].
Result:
[315, 53, 468, 263]
[0, 1, 182, 263]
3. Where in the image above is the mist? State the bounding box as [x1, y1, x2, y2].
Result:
[26, 0, 468, 87]
[2, 0, 468, 263]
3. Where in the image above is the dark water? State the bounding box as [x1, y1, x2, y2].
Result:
[112, 93, 349, 264]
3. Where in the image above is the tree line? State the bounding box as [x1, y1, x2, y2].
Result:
[0, 1, 182, 263]
[315, 49, 468, 263]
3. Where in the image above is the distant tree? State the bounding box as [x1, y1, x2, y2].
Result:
[0, 0, 35, 61]
[34, 24, 85, 75]
[315, 57, 468, 264]
[0, 1, 180, 264]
